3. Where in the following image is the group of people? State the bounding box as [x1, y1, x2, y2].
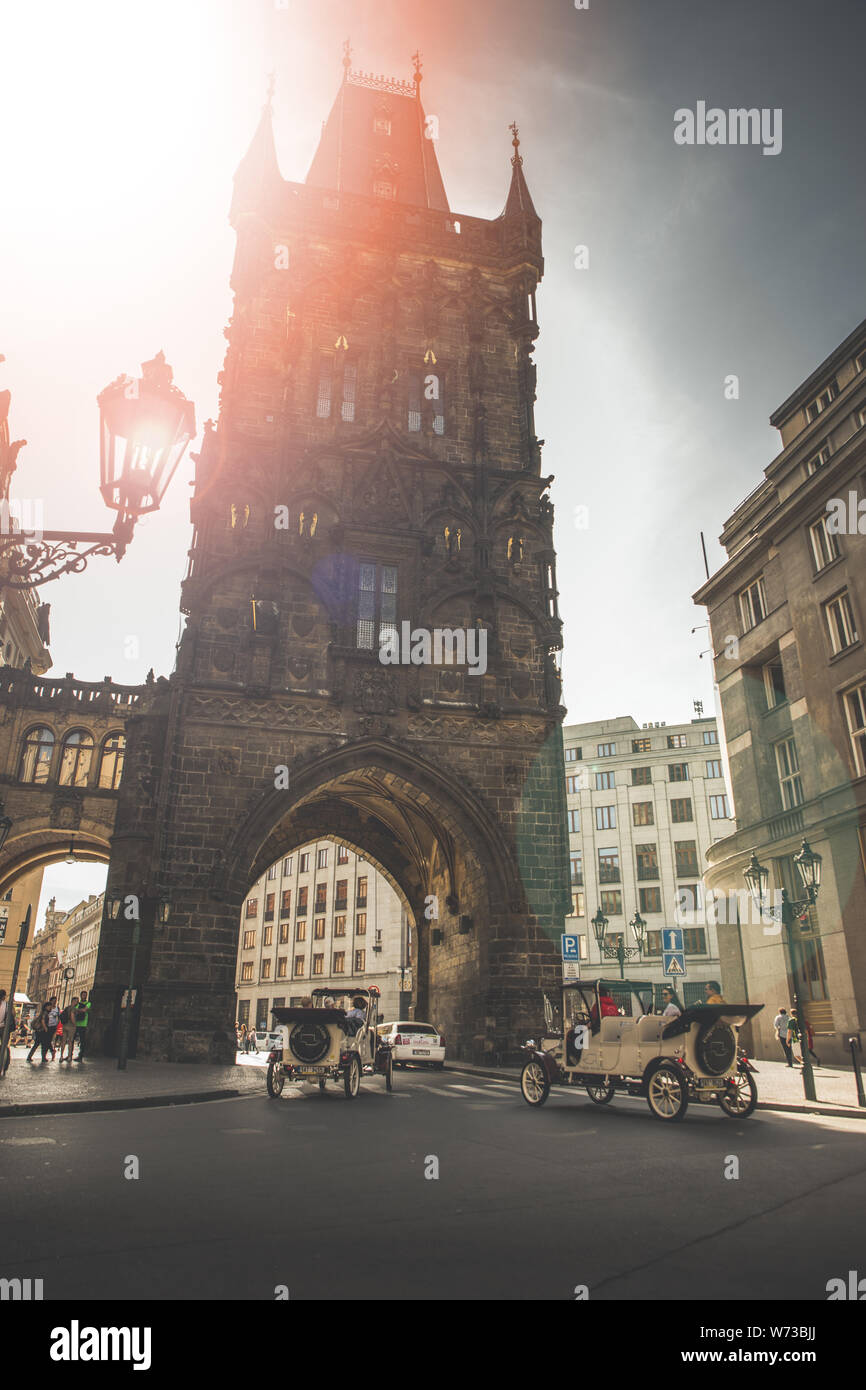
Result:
[658, 979, 726, 1018]
[236, 1023, 259, 1053]
[773, 1005, 820, 1067]
[0, 989, 92, 1066]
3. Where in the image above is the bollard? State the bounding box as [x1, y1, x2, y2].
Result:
[849, 1036, 866, 1108]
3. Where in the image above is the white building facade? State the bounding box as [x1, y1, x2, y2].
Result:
[235, 839, 410, 1031]
[563, 715, 736, 1006]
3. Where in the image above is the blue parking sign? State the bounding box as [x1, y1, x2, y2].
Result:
[561, 934, 580, 961]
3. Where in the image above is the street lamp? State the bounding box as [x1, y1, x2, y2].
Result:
[0, 353, 194, 590]
[744, 838, 823, 1103]
[592, 905, 643, 978]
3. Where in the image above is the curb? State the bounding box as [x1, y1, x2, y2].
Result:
[0, 1088, 249, 1118]
[446, 1062, 866, 1120]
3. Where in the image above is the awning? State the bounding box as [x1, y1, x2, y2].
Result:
[13, 992, 31, 1004]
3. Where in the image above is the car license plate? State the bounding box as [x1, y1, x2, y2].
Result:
[413, 1048, 430, 1055]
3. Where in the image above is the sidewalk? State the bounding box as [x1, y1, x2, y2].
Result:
[447, 1056, 866, 1120]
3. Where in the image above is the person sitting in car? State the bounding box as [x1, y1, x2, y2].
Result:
[660, 987, 683, 1018]
[589, 985, 619, 1032]
[704, 980, 726, 1005]
[344, 997, 367, 1036]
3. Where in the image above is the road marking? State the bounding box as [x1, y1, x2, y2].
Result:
[220, 1128, 266, 1134]
[1, 1137, 57, 1145]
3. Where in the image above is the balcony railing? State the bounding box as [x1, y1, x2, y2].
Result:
[636, 866, 659, 881]
[597, 867, 621, 884]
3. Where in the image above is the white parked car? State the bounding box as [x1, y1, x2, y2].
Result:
[378, 1021, 445, 1069]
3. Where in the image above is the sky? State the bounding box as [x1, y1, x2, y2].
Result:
[2, 0, 865, 775]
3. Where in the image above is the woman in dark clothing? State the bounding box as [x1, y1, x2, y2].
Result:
[26, 1005, 53, 1062]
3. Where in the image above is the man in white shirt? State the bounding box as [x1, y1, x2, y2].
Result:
[773, 1006, 794, 1066]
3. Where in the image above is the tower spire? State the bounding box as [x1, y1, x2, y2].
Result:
[500, 121, 539, 221]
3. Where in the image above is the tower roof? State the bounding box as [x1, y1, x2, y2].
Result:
[305, 58, 449, 212]
[499, 123, 539, 221]
[231, 90, 283, 223]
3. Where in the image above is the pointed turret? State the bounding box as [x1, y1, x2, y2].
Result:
[499, 122, 540, 221]
[230, 81, 284, 225]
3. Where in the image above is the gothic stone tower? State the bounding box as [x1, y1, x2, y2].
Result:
[92, 55, 571, 1063]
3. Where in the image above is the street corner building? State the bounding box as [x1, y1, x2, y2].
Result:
[693, 318, 866, 1066]
[0, 54, 574, 1063]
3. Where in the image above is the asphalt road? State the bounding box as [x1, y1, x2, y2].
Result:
[2, 1067, 864, 1301]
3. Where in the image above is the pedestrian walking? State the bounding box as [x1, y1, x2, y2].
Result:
[239, 1022, 247, 1054]
[46, 997, 61, 1060]
[773, 1006, 794, 1066]
[786, 1011, 804, 1067]
[803, 1017, 821, 1067]
[248, 1026, 258, 1055]
[26, 1004, 53, 1063]
[72, 990, 91, 1061]
[58, 996, 80, 1062]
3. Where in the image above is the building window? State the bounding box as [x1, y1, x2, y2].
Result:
[312, 954, 324, 976]
[632, 737, 651, 753]
[267, 864, 277, 880]
[632, 801, 654, 827]
[261, 959, 272, 980]
[639, 886, 662, 913]
[843, 682, 866, 775]
[335, 880, 348, 910]
[279, 922, 289, 944]
[356, 913, 367, 936]
[296, 920, 307, 941]
[805, 380, 838, 422]
[245, 899, 258, 919]
[299, 853, 310, 873]
[635, 844, 659, 880]
[277, 957, 287, 978]
[702, 730, 718, 745]
[674, 841, 699, 876]
[598, 849, 620, 884]
[355, 949, 366, 972]
[237, 1000, 250, 1025]
[739, 575, 768, 631]
[265, 894, 275, 920]
[356, 562, 398, 651]
[683, 928, 707, 955]
[595, 805, 616, 830]
[565, 746, 580, 762]
[283, 856, 293, 874]
[597, 742, 616, 757]
[570, 852, 583, 885]
[678, 884, 703, 913]
[334, 914, 347, 937]
[241, 961, 254, 981]
[568, 893, 586, 919]
[763, 658, 787, 708]
[263, 925, 273, 947]
[805, 442, 831, 476]
[775, 737, 804, 809]
[824, 591, 859, 655]
[595, 771, 615, 790]
[709, 794, 730, 819]
[631, 766, 651, 786]
[706, 759, 723, 779]
[667, 733, 688, 749]
[18, 726, 55, 784]
[296, 886, 308, 914]
[568, 809, 581, 833]
[670, 797, 693, 824]
[58, 730, 94, 787]
[97, 733, 126, 790]
[315, 884, 327, 913]
[668, 763, 688, 782]
[408, 370, 445, 435]
[644, 931, 662, 957]
[566, 774, 581, 794]
[809, 514, 841, 572]
[356, 877, 368, 907]
[316, 848, 328, 869]
[280, 890, 292, 916]
[333, 951, 346, 974]
[600, 890, 622, 916]
[314, 918, 326, 940]
[337, 845, 349, 864]
[294, 956, 305, 978]
[316, 354, 358, 421]
[243, 929, 256, 950]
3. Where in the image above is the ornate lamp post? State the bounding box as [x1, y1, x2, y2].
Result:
[0, 353, 195, 589]
[592, 906, 645, 979]
[744, 838, 822, 1103]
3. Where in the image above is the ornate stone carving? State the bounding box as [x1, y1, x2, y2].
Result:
[352, 671, 397, 715]
[49, 791, 83, 830]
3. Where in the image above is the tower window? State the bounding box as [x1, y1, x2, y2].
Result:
[373, 179, 396, 199]
[408, 370, 445, 434]
[316, 354, 358, 422]
[373, 116, 392, 135]
[356, 563, 398, 651]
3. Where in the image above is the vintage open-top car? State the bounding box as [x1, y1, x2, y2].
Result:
[266, 985, 394, 1099]
[520, 978, 763, 1122]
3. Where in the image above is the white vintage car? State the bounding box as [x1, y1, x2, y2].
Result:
[520, 978, 763, 1122]
[266, 986, 394, 1100]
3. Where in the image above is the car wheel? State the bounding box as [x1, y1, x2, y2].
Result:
[646, 1063, 688, 1122]
[719, 1068, 758, 1119]
[585, 1079, 615, 1105]
[433, 1062, 445, 1070]
[344, 1054, 361, 1100]
[385, 1052, 395, 1092]
[520, 1059, 550, 1107]
[266, 1060, 285, 1099]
